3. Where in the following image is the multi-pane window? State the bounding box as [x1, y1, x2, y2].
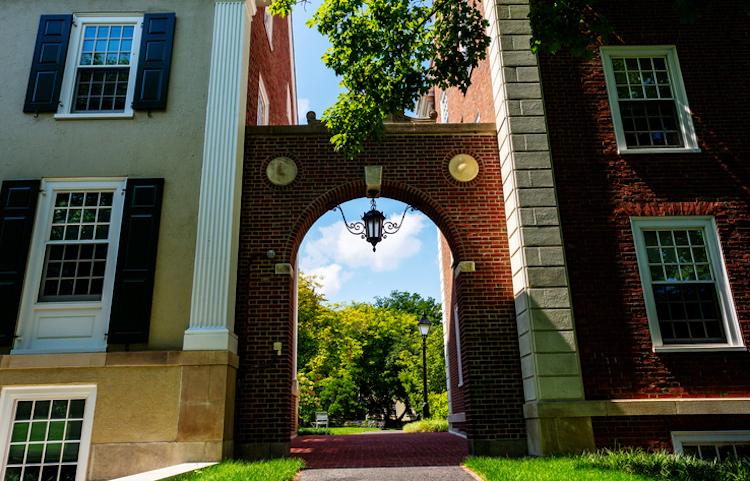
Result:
[258, 78, 269, 126]
[601, 46, 698, 153]
[264, 8, 274, 47]
[643, 228, 724, 343]
[39, 192, 113, 302]
[632, 218, 744, 350]
[57, 17, 142, 116]
[440, 92, 449, 123]
[610, 56, 682, 148]
[2, 399, 86, 481]
[73, 25, 134, 112]
[682, 442, 750, 461]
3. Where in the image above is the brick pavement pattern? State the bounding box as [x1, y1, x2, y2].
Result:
[291, 432, 469, 469]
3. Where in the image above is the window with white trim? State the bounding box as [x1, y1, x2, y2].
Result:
[440, 91, 449, 123]
[13, 180, 126, 354]
[453, 305, 464, 386]
[601, 46, 698, 153]
[257, 77, 270, 126]
[631, 217, 744, 351]
[57, 16, 143, 118]
[264, 8, 274, 48]
[672, 431, 750, 461]
[0, 386, 96, 481]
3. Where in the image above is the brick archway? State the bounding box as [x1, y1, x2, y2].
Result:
[235, 123, 527, 459]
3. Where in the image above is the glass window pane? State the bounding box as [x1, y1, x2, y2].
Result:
[62, 443, 80, 462]
[26, 443, 43, 463]
[68, 400, 85, 419]
[11, 423, 29, 443]
[7, 444, 26, 464]
[15, 402, 33, 420]
[44, 443, 63, 464]
[33, 401, 50, 420]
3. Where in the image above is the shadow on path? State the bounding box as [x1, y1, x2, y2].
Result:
[291, 432, 469, 469]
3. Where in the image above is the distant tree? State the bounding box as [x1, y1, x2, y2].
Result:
[296, 277, 447, 425]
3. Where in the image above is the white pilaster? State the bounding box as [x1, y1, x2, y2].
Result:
[184, 1, 254, 352]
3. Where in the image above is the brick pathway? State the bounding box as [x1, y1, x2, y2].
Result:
[291, 432, 469, 469]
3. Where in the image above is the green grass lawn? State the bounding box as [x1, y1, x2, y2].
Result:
[298, 426, 383, 436]
[465, 457, 659, 481]
[166, 459, 304, 481]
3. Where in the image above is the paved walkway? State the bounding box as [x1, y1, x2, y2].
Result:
[298, 466, 477, 481]
[291, 431, 469, 469]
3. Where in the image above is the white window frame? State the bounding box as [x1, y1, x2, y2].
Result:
[56, 15, 144, 120]
[264, 7, 274, 49]
[0, 385, 97, 481]
[13, 179, 126, 354]
[631, 217, 745, 352]
[453, 305, 464, 387]
[440, 91, 449, 123]
[601, 46, 699, 154]
[257, 76, 270, 126]
[672, 431, 750, 457]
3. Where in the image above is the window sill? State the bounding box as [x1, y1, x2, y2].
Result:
[654, 345, 747, 353]
[11, 346, 108, 356]
[54, 112, 134, 120]
[619, 147, 702, 155]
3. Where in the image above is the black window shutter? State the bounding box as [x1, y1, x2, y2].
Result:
[108, 179, 164, 344]
[0, 180, 40, 347]
[132, 13, 176, 111]
[23, 15, 73, 113]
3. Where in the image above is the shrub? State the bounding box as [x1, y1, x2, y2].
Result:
[297, 427, 331, 436]
[403, 418, 449, 433]
[580, 449, 750, 481]
[428, 392, 449, 419]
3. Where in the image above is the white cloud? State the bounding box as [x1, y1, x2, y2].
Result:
[297, 98, 311, 123]
[305, 263, 351, 298]
[299, 211, 427, 296]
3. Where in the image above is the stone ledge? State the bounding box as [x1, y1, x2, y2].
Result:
[246, 123, 498, 136]
[525, 398, 750, 419]
[0, 350, 239, 370]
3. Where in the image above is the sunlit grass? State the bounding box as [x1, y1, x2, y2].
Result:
[166, 459, 304, 481]
[298, 426, 383, 435]
[465, 456, 658, 481]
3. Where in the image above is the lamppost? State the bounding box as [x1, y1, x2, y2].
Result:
[418, 312, 431, 419]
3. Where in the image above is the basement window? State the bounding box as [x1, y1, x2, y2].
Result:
[672, 431, 750, 461]
[0, 386, 96, 481]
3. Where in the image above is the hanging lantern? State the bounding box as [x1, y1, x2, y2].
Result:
[334, 198, 414, 252]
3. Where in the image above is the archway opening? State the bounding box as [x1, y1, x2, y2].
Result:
[290, 197, 468, 467]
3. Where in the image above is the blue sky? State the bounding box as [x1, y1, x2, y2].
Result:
[299, 198, 443, 305]
[292, 5, 443, 306]
[292, 2, 341, 122]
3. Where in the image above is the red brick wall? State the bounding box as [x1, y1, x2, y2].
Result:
[440, 234, 466, 430]
[235, 126, 524, 450]
[246, 8, 296, 125]
[538, 0, 750, 400]
[433, 1, 494, 125]
[594, 415, 750, 451]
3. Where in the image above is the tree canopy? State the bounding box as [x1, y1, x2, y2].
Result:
[270, 0, 748, 156]
[297, 276, 447, 425]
